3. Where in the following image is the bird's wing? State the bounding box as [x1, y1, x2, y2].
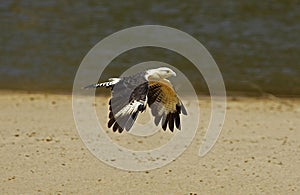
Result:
[108, 75, 149, 133]
[147, 80, 187, 132]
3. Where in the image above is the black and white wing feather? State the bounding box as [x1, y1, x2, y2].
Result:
[107, 73, 149, 133]
[147, 80, 187, 132]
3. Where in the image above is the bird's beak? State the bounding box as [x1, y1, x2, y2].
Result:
[171, 71, 176, 77]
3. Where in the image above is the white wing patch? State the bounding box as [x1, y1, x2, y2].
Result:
[115, 100, 144, 118]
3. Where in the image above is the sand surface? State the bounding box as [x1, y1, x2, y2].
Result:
[0, 91, 299, 194]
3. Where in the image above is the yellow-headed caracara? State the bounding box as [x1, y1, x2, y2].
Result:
[85, 67, 187, 133]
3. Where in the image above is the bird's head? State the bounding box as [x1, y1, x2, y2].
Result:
[146, 67, 176, 80]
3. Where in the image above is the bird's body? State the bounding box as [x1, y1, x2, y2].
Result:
[85, 67, 187, 133]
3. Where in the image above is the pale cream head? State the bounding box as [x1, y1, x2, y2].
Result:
[145, 67, 176, 81]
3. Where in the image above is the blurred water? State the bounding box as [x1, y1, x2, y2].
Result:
[1, 0, 300, 96]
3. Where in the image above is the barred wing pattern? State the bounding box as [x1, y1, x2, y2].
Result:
[147, 80, 187, 132]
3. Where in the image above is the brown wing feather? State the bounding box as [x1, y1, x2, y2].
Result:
[147, 80, 187, 132]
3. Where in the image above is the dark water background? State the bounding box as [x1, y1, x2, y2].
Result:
[1, 1, 300, 96]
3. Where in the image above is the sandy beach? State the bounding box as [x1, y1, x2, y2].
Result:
[0, 91, 299, 194]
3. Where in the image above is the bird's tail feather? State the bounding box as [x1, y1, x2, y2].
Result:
[84, 78, 121, 89]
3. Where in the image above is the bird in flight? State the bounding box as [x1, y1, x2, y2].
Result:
[85, 67, 187, 133]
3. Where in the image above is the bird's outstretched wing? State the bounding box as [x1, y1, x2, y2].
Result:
[147, 80, 187, 132]
[108, 75, 149, 133]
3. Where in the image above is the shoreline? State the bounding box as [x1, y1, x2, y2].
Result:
[0, 91, 299, 194]
[1, 89, 300, 99]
